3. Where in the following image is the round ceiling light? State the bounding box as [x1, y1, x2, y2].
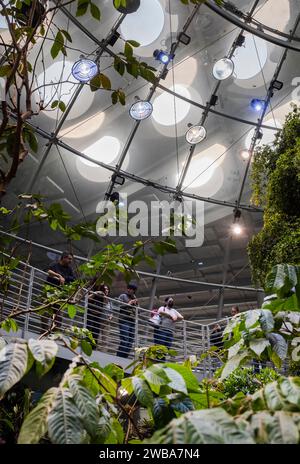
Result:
[71, 58, 98, 83]
[185, 125, 207, 145]
[129, 99, 153, 120]
[212, 57, 234, 80]
[120, 0, 165, 47]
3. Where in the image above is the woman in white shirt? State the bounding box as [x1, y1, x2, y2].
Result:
[156, 297, 183, 350]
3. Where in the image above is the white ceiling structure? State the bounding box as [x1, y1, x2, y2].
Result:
[2, 0, 300, 320]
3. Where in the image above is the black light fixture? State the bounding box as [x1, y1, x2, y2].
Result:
[108, 191, 120, 204]
[177, 31, 191, 46]
[111, 174, 125, 186]
[232, 208, 242, 235]
[271, 79, 283, 91]
[113, 0, 140, 14]
[235, 34, 245, 47]
[257, 130, 263, 140]
[107, 31, 120, 47]
[209, 94, 218, 106]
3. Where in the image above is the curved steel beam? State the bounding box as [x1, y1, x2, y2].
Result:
[20, 118, 263, 212]
[205, 0, 300, 52]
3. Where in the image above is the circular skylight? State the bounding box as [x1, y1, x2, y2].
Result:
[76, 136, 129, 182]
[152, 85, 191, 126]
[81, 136, 121, 167]
[36, 60, 94, 120]
[120, 0, 165, 47]
[233, 34, 268, 80]
[182, 144, 226, 189]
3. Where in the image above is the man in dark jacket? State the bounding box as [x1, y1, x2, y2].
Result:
[116, 283, 138, 358]
[47, 252, 76, 286]
[42, 252, 76, 331]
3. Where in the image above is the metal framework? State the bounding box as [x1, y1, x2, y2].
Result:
[236, 13, 300, 209]
[0, 230, 263, 293]
[205, 0, 300, 52]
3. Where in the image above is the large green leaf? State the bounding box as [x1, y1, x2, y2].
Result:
[28, 338, 58, 375]
[48, 387, 84, 444]
[0, 342, 28, 399]
[18, 388, 58, 444]
[264, 382, 286, 411]
[265, 264, 298, 297]
[132, 376, 153, 407]
[142, 365, 170, 395]
[164, 367, 187, 394]
[266, 333, 288, 360]
[249, 338, 270, 356]
[148, 408, 254, 444]
[82, 367, 117, 397]
[228, 339, 244, 359]
[163, 363, 200, 392]
[279, 377, 300, 408]
[221, 352, 248, 380]
[68, 376, 99, 437]
[260, 309, 274, 332]
[249, 411, 300, 444]
[245, 310, 261, 329]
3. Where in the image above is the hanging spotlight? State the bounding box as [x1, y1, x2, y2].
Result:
[241, 150, 250, 160]
[153, 49, 174, 65]
[185, 124, 207, 145]
[250, 98, 265, 112]
[232, 208, 242, 235]
[113, 0, 140, 14]
[232, 224, 242, 235]
[129, 97, 153, 120]
[212, 57, 234, 81]
[71, 57, 98, 83]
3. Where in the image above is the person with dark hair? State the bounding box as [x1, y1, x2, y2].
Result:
[231, 305, 240, 317]
[155, 297, 183, 351]
[116, 283, 138, 358]
[210, 323, 224, 350]
[87, 283, 113, 349]
[46, 252, 75, 286]
[42, 252, 76, 331]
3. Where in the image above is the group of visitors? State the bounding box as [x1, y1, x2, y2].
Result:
[44, 252, 184, 358]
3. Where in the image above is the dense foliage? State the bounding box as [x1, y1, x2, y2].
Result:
[0, 263, 300, 443]
[248, 106, 300, 286]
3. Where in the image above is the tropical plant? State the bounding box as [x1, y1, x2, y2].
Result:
[248, 106, 300, 286]
[219, 366, 281, 398]
[219, 264, 300, 379]
[147, 377, 300, 444]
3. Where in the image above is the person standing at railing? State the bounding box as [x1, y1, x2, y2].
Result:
[87, 283, 113, 349]
[116, 282, 138, 358]
[42, 251, 76, 331]
[155, 297, 183, 352]
[46, 252, 76, 287]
